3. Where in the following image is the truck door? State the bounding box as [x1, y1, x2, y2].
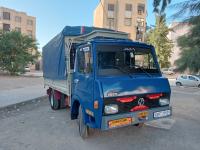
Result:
[73, 46, 94, 109]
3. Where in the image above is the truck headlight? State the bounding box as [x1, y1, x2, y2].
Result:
[104, 104, 118, 114]
[159, 98, 170, 106]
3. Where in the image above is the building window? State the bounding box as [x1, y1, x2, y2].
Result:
[15, 27, 21, 32]
[107, 3, 115, 26]
[27, 19, 33, 26]
[27, 30, 33, 38]
[126, 4, 132, 11]
[138, 4, 145, 15]
[107, 2, 115, 29]
[124, 18, 132, 26]
[124, 4, 132, 26]
[107, 18, 115, 29]
[108, 4, 114, 11]
[3, 24, 10, 31]
[137, 18, 145, 27]
[15, 16, 21, 23]
[3, 12, 10, 20]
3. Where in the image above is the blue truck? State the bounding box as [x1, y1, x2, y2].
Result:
[43, 26, 172, 138]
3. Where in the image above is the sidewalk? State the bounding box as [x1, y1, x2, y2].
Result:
[0, 76, 47, 108]
[22, 71, 43, 77]
[0, 85, 47, 108]
[168, 78, 176, 86]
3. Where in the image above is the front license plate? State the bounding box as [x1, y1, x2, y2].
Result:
[154, 110, 171, 118]
[138, 111, 149, 118]
[108, 118, 132, 128]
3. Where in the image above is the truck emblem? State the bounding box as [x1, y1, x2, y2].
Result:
[138, 98, 145, 106]
[107, 91, 118, 97]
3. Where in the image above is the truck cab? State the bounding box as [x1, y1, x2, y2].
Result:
[71, 39, 171, 137]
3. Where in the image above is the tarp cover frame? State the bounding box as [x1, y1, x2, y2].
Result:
[42, 26, 129, 80]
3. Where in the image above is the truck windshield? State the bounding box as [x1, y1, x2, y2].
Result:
[97, 45, 159, 76]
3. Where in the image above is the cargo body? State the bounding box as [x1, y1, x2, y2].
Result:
[43, 26, 172, 138]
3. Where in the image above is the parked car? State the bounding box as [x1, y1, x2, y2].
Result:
[161, 68, 175, 75]
[24, 66, 30, 72]
[176, 75, 200, 87]
[194, 75, 200, 79]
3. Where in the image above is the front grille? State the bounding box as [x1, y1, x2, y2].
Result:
[103, 93, 169, 116]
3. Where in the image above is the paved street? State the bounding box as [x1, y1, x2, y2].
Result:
[0, 86, 199, 150]
[0, 76, 46, 108]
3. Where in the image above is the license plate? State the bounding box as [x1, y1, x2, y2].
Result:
[154, 110, 171, 118]
[138, 111, 149, 118]
[108, 118, 132, 128]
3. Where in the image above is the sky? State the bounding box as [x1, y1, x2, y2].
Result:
[0, 0, 183, 51]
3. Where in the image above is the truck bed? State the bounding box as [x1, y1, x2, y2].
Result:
[44, 78, 70, 96]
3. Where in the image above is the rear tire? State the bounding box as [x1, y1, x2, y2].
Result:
[49, 90, 60, 110]
[198, 84, 200, 88]
[176, 82, 182, 86]
[78, 106, 89, 139]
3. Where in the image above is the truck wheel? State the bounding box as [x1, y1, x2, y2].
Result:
[49, 90, 60, 110]
[134, 123, 144, 128]
[78, 106, 89, 139]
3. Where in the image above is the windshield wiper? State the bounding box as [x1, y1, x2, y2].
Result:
[132, 65, 152, 77]
[106, 65, 133, 78]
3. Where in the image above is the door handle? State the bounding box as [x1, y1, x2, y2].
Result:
[74, 79, 79, 84]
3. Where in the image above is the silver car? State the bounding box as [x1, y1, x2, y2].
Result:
[176, 75, 200, 88]
[161, 68, 175, 75]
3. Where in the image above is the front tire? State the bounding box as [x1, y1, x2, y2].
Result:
[134, 123, 144, 128]
[78, 106, 89, 139]
[49, 90, 60, 110]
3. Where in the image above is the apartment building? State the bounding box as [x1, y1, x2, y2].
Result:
[93, 0, 146, 41]
[0, 7, 36, 38]
[168, 22, 190, 66]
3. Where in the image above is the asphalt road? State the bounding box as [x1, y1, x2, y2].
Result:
[0, 86, 200, 150]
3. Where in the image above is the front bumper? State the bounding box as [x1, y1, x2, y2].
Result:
[101, 106, 172, 130]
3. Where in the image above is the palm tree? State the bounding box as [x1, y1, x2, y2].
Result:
[172, 0, 200, 19]
[153, 0, 172, 14]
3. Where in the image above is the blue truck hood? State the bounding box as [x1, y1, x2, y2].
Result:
[98, 76, 171, 98]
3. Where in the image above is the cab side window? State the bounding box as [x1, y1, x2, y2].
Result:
[77, 47, 92, 74]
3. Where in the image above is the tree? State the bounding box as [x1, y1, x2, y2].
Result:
[175, 16, 200, 73]
[146, 15, 173, 68]
[0, 30, 39, 75]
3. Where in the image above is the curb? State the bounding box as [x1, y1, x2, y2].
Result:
[20, 75, 43, 78]
[0, 95, 48, 111]
[0, 74, 43, 78]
